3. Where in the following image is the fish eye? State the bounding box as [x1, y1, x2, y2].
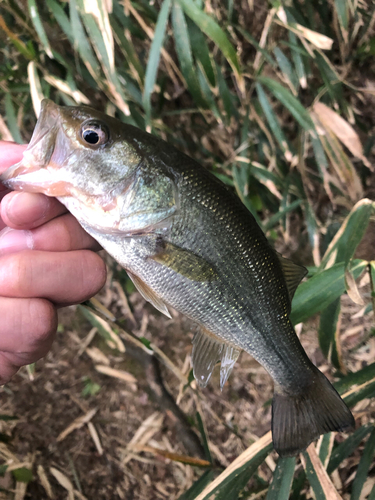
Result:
[80, 121, 109, 147]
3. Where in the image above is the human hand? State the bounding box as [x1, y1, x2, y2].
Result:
[0, 140, 106, 384]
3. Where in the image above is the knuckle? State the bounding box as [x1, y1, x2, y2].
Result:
[27, 299, 57, 349]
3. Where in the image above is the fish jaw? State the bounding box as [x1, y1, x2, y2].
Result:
[0, 99, 72, 196]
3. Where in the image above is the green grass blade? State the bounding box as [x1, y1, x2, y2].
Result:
[335, 362, 375, 395]
[69, 0, 101, 77]
[290, 260, 367, 325]
[178, 471, 216, 500]
[46, 0, 73, 43]
[302, 449, 337, 500]
[258, 76, 315, 132]
[4, 94, 23, 144]
[256, 83, 292, 158]
[273, 47, 298, 93]
[263, 199, 302, 231]
[171, 3, 207, 108]
[195, 434, 273, 500]
[320, 199, 375, 269]
[266, 457, 296, 500]
[351, 427, 375, 500]
[318, 298, 341, 365]
[195, 412, 212, 464]
[177, 0, 242, 90]
[143, 0, 172, 124]
[28, 0, 53, 58]
[288, 31, 307, 88]
[110, 16, 145, 82]
[327, 424, 373, 474]
[187, 18, 216, 86]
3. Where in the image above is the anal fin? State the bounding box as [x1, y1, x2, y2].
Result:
[127, 271, 171, 318]
[192, 328, 241, 389]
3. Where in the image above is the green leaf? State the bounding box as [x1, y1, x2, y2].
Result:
[327, 424, 373, 474]
[263, 199, 302, 231]
[256, 83, 291, 157]
[258, 76, 315, 132]
[196, 412, 212, 464]
[187, 19, 216, 86]
[335, 362, 375, 395]
[171, 3, 207, 108]
[214, 446, 272, 500]
[69, 0, 101, 78]
[12, 467, 33, 483]
[290, 260, 367, 325]
[351, 427, 375, 500]
[288, 31, 306, 88]
[318, 297, 340, 365]
[28, 0, 54, 58]
[178, 471, 217, 500]
[0, 414, 17, 421]
[266, 457, 296, 500]
[273, 47, 298, 93]
[143, 0, 172, 123]
[46, 0, 73, 43]
[4, 95, 23, 144]
[320, 199, 375, 269]
[177, 0, 242, 88]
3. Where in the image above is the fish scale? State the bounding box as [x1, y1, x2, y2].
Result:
[0, 99, 355, 457]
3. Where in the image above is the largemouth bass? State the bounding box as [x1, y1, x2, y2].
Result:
[0, 99, 354, 456]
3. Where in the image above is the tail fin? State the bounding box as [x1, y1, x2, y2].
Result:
[272, 368, 354, 457]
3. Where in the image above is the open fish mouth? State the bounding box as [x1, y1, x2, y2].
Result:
[0, 100, 72, 196]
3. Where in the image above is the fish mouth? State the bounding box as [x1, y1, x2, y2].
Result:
[0, 99, 72, 196]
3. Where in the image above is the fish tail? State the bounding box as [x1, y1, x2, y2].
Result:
[272, 366, 354, 457]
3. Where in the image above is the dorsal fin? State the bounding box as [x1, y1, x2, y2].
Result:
[127, 271, 172, 318]
[192, 328, 241, 389]
[277, 253, 307, 303]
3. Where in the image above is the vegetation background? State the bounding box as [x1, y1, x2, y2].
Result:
[0, 0, 375, 498]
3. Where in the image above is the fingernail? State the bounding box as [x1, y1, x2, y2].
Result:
[0, 227, 34, 255]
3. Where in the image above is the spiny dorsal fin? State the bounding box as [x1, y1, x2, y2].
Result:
[150, 240, 217, 282]
[192, 328, 241, 389]
[127, 271, 172, 318]
[277, 253, 307, 303]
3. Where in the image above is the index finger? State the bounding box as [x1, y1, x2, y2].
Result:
[0, 141, 27, 229]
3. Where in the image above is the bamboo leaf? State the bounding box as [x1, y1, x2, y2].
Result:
[195, 432, 273, 500]
[351, 427, 375, 500]
[4, 95, 23, 144]
[302, 444, 342, 500]
[327, 424, 373, 474]
[320, 199, 375, 269]
[258, 76, 316, 132]
[266, 457, 296, 500]
[143, 0, 172, 123]
[177, 0, 243, 91]
[28, 0, 54, 58]
[256, 83, 292, 159]
[171, 3, 207, 108]
[290, 260, 367, 325]
[318, 298, 342, 368]
[178, 471, 217, 500]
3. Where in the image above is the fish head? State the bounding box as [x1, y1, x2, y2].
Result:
[0, 99, 144, 232]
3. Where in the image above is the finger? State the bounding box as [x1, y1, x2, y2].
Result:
[0, 250, 107, 305]
[1, 191, 67, 229]
[0, 297, 57, 384]
[0, 213, 101, 256]
[0, 141, 26, 176]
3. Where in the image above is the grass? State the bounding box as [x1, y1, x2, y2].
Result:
[0, 0, 375, 498]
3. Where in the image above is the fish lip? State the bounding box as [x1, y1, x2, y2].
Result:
[0, 99, 61, 189]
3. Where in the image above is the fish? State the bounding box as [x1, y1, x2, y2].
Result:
[0, 99, 354, 457]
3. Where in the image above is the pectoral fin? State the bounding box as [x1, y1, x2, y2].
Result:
[150, 241, 217, 282]
[127, 271, 171, 318]
[192, 328, 241, 389]
[277, 253, 307, 304]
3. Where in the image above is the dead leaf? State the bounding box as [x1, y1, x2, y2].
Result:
[57, 408, 98, 442]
